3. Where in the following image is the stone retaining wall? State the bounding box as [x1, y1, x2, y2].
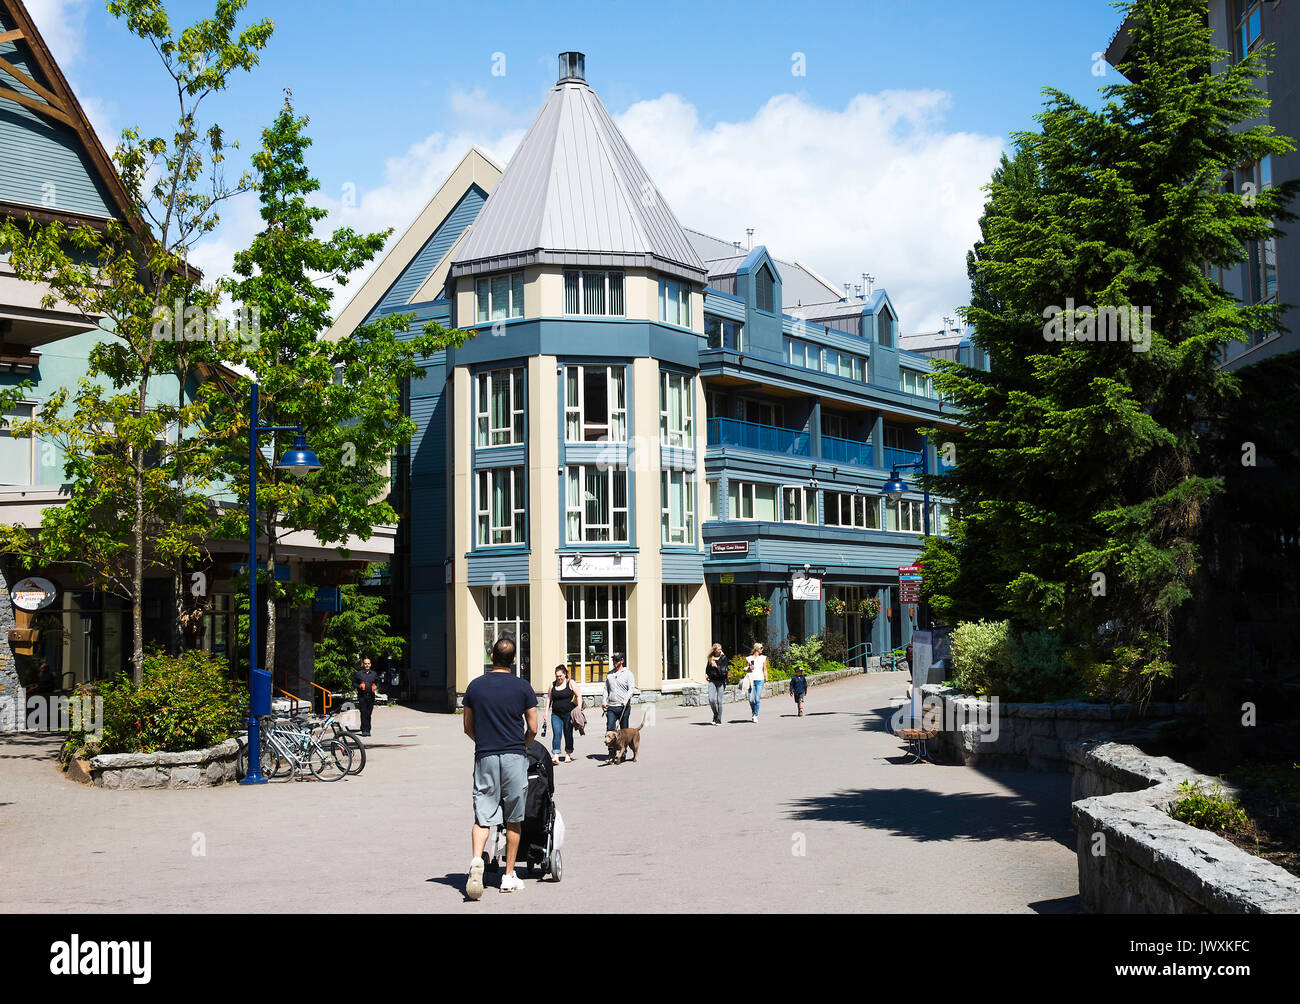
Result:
[919, 684, 1200, 772]
[1068, 737, 1300, 913]
[88, 738, 241, 789]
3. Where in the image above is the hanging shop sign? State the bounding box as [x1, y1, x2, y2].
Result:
[9, 576, 58, 611]
[791, 572, 823, 601]
[898, 564, 923, 604]
[560, 552, 635, 581]
[710, 541, 749, 556]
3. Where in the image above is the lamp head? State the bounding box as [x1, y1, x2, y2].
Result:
[881, 469, 908, 501]
[276, 433, 321, 477]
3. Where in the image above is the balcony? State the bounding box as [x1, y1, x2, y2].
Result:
[821, 434, 873, 468]
[707, 416, 811, 457]
[883, 446, 923, 470]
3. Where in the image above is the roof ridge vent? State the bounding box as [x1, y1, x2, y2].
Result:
[558, 52, 585, 83]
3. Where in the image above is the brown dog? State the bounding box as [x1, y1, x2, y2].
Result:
[603, 713, 647, 765]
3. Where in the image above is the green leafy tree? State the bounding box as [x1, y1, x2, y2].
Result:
[313, 566, 406, 694]
[921, 0, 1298, 682]
[0, 0, 272, 680]
[206, 97, 471, 676]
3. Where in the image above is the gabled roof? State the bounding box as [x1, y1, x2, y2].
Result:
[325, 146, 502, 342]
[685, 226, 843, 306]
[450, 73, 706, 284]
[0, 0, 138, 226]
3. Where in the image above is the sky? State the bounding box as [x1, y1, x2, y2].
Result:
[25, 0, 1130, 333]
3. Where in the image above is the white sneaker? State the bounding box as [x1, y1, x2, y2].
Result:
[466, 858, 484, 901]
[499, 873, 525, 894]
[752, 714, 757, 723]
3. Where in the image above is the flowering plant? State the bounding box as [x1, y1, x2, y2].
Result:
[745, 595, 772, 617]
[826, 596, 847, 616]
[857, 596, 881, 619]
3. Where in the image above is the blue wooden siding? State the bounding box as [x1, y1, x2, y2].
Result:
[0, 24, 116, 218]
[661, 550, 704, 583]
[366, 185, 488, 320]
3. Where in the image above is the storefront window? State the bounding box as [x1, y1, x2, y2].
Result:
[565, 585, 627, 684]
[483, 586, 530, 677]
[662, 585, 689, 680]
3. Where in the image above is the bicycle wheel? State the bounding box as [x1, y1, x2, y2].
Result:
[335, 729, 367, 775]
[310, 738, 352, 781]
[238, 737, 281, 779]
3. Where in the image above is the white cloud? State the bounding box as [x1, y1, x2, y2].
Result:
[193, 86, 1000, 336]
[22, 0, 87, 65]
[614, 89, 1005, 333]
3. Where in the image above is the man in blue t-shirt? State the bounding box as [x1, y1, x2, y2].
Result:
[462, 636, 538, 899]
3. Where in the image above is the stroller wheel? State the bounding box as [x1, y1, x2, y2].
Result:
[550, 849, 563, 882]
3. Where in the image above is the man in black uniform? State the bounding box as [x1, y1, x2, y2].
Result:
[353, 657, 380, 737]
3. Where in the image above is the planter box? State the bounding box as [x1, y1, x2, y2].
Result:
[88, 738, 241, 790]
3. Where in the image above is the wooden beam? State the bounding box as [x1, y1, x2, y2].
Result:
[0, 85, 74, 128]
[0, 29, 24, 44]
[0, 55, 66, 110]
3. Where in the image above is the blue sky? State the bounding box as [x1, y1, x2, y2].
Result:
[32, 0, 1130, 331]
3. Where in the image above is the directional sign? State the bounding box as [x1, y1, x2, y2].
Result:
[898, 563, 923, 604]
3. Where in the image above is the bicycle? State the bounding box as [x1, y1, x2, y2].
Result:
[240, 715, 353, 781]
[286, 711, 366, 776]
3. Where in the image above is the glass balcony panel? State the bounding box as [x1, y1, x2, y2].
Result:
[706, 416, 811, 457]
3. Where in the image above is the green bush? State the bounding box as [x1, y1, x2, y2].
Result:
[1169, 780, 1250, 834]
[821, 660, 847, 673]
[950, 620, 1079, 701]
[950, 619, 1012, 694]
[727, 655, 749, 685]
[821, 631, 848, 664]
[91, 649, 248, 754]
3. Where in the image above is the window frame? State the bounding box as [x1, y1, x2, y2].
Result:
[565, 464, 630, 544]
[565, 270, 625, 318]
[825, 490, 879, 530]
[564, 364, 628, 443]
[475, 271, 525, 323]
[727, 480, 779, 522]
[474, 366, 526, 447]
[659, 370, 694, 449]
[660, 468, 696, 545]
[476, 466, 527, 546]
[780, 484, 817, 525]
[658, 278, 693, 328]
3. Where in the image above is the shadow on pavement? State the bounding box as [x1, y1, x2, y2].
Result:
[0, 732, 64, 762]
[787, 786, 1071, 845]
[1028, 894, 1082, 914]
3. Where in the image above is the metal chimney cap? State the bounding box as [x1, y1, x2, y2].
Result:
[558, 52, 586, 82]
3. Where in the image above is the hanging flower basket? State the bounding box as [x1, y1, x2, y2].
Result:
[745, 595, 772, 618]
[857, 596, 881, 619]
[826, 595, 847, 617]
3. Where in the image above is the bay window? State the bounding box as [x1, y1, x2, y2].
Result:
[564, 365, 627, 442]
[475, 272, 524, 323]
[659, 371, 694, 448]
[475, 367, 525, 446]
[661, 468, 695, 544]
[564, 270, 625, 317]
[476, 467, 527, 545]
[566, 465, 629, 543]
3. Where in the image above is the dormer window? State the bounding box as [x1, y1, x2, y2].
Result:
[755, 264, 775, 313]
[877, 305, 894, 347]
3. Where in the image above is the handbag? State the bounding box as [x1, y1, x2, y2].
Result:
[571, 705, 587, 735]
[740, 673, 752, 694]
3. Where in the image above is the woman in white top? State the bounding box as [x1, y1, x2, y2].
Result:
[745, 643, 768, 722]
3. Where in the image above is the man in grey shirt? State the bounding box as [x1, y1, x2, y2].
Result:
[602, 652, 636, 732]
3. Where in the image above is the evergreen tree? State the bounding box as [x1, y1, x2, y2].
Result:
[313, 566, 405, 694]
[921, 0, 1298, 690]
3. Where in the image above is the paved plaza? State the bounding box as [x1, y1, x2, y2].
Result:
[0, 672, 1079, 913]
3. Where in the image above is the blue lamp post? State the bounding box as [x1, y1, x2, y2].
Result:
[240, 383, 320, 785]
[881, 433, 932, 624]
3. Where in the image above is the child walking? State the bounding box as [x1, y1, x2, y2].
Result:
[791, 665, 808, 717]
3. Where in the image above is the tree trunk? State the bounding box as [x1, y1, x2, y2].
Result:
[172, 357, 185, 655]
[132, 381, 147, 684]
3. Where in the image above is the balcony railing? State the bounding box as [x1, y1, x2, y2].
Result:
[883, 446, 923, 470]
[821, 434, 874, 468]
[707, 416, 811, 457]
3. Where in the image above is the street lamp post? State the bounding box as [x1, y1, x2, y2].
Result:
[881, 433, 932, 624]
[240, 382, 321, 786]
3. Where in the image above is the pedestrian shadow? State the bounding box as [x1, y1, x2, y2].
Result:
[787, 786, 1072, 846]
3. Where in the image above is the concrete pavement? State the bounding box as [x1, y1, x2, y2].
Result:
[0, 671, 1079, 912]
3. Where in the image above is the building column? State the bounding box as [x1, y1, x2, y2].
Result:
[528, 355, 561, 695]
[628, 358, 663, 692]
[871, 412, 885, 470]
[449, 366, 476, 703]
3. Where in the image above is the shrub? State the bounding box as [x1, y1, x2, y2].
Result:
[949, 620, 1080, 701]
[91, 649, 248, 754]
[1169, 780, 1250, 834]
[727, 655, 749, 685]
[821, 660, 847, 673]
[820, 631, 848, 664]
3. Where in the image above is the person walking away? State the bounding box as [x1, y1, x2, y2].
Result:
[545, 665, 579, 764]
[705, 643, 727, 725]
[745, 644, 767, 723]
[354, 657, 380, 737]
[791, 664, 808, 717]
[463, 637, 538, 899]
[602, 653, 636, 732]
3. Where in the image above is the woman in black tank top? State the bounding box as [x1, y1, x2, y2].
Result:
[545, 665, 578, 763]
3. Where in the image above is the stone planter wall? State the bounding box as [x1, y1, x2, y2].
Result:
[1068, 737, 1300, 913]
[919, 684, 1201, 772]
[88, 737, 241, 789]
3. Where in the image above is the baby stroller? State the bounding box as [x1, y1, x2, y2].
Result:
[485, 739, 564, 882]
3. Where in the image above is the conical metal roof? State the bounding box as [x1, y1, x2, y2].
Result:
[450, 63, 706, 283]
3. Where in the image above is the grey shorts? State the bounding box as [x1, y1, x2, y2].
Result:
[472, 752, 527, 827]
